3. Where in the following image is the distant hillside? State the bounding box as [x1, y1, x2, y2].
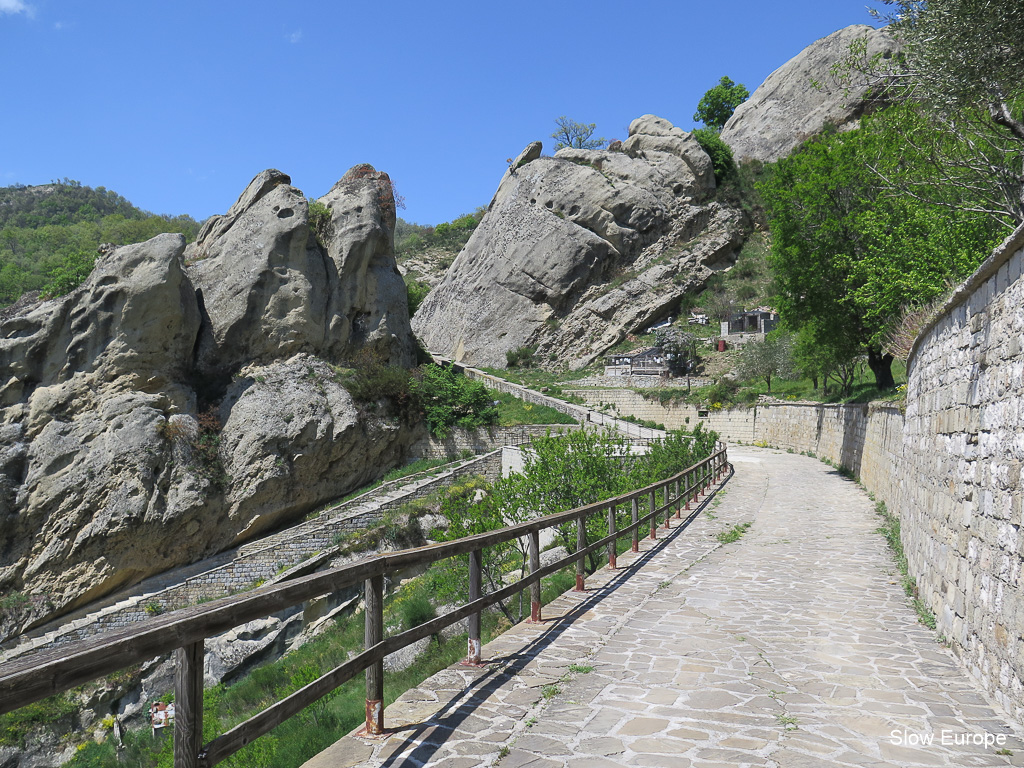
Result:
[394, 209, 485, 309]
[0, 179, 201, 305]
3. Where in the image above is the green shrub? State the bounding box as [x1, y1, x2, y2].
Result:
[505, 345, 537, 368]
[307, 200, 331, 245]
[340, 350, 418, 419]
[398, 594, 437, 631]
[411, 364, 498, 438]
[405, 279, 430, 316]
[692, 128, 737, 185]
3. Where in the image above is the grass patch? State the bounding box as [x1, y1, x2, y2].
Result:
[716, 522, 752, 544]
[876, 502, 937, 630]
[493, 391, 577, 427]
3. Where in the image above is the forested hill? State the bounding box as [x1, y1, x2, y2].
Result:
[0, 179, 201, 306]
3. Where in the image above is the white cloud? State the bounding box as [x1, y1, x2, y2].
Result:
[287, 29, 302, 44]
[0, 0, 29, 15]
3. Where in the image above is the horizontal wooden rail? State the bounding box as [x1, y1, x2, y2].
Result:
[0, 442, 728, 768]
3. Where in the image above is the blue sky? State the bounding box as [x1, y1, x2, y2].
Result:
[1, 1, 881, 226]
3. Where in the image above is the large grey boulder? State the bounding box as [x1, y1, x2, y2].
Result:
[0, 234, 206, 618]
[413, 115, 741, 369]
[218, 353, 421, 543]
[186, 166, 415, 380]
[720, 25, 898, 164]
[0, 167, 421, 632]
[187, 170, 328, 381]
[318, 165, 416, 367]
[0, 233, 199, 417]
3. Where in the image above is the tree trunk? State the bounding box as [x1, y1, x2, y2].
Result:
[867, 347, 895, 390]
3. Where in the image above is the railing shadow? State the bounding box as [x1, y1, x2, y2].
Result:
[373, 467, 734, 767]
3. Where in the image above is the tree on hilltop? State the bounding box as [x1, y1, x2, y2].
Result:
[551, 116, 606, 151]
[693, 76, 750, 131]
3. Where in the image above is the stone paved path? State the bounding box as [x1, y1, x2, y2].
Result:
[303, 447, 1024, 768]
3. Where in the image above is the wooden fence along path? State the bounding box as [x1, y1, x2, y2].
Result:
[0, 439, 728, 768]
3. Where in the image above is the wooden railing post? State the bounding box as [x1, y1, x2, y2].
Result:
[607, 504, 617, 569]
[649, 489, 657, 540]
[663, 484, 671, 529]
[674, 479, 681, 518]
[465, 549, 483, 665]
[174, 641, 203, 768]
[575, 515, 586, 591]
[364, 573, 384, 735]
[528, 531, 542, 622]
[631, 496, 639, 553]
[685, 470, 692, 510]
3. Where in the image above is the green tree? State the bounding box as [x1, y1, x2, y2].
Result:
[737, 331, 793, 393]
[759, 116, 1001, 389]
[411, 364, 498, 438]
[551, 116, 606, 151]
[693, 76, 750, 131]
[833, 1, 1024, 226]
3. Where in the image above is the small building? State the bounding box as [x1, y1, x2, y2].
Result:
[604, 347, 670, 377]
[721, 309, 779, 337]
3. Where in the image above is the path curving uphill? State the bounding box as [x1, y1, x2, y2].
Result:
[306, 446, 1024, 767]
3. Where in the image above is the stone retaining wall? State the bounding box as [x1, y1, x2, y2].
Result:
[409, 424, 581, 459]
[898, 225, 1024, 721]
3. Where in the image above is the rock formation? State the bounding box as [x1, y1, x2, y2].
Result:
[720, 24, 898, 164]
[0, 168, 420, 635]
[413, 115, 745, 369]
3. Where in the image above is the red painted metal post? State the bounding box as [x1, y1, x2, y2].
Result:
[607, 504, 617, 569]
[529, 530, 542, 622]
[649, 489, 657, 540]
[364, 573, 384, 735]
[465, 549, 482, 665]
[631, 496, 639, 552]
[575, 515, 586, 591]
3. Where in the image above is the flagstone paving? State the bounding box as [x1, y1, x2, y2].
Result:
[303, 446, 1024, 768]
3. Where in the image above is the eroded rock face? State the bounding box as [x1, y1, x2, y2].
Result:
[187, 171, 328, 383]
[413, 115, 742, 368]
[219, 354, 419, 544]
[0, 168, 419, 632]
[318, 166, 416, 367]
[186, 165, 414, 385]
[721, 25, 898, 164]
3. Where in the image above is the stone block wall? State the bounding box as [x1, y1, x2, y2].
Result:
[564, 388, 697, 430]
[707, 407, 757, 443]
[897, 226, 1024, 720]
[410, 424, 581, 459]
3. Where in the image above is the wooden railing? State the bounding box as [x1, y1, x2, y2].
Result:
[0, 444, 729, 768]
